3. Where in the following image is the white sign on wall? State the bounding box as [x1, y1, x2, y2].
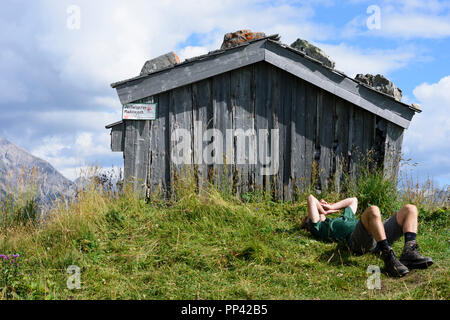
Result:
[122, 103, 157, 120]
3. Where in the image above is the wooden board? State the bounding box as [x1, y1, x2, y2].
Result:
[333, 97, 350, 192]
[362, 111, 376, 156]
[169, 86, 193, 194]
[147, 92, 170, 198]
[304, 82, 317, 188]
[268, 65, 282, 199]
[291, 79, 307, 197]
[212, 72, 233, 191]
[383, 122, 404, 180]
[257, 63, 276, 194]
[123, 119, 150, 194]
[318, 90, 334, 191]
[231, 66, 255, 197]
[350, 105, 365, 179]
[192, 79, 213, 191]
[253, 62, 269, 193]
[110, 123, 124, 152]
[279, 70, 293, 200]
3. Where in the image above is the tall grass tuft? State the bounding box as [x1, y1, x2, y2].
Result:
[350, 167, 400, 217]
[1, 168, 41, 229]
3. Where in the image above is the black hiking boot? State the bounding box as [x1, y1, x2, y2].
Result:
[381, 247, 409, 277]
[400, 240, 433, 269]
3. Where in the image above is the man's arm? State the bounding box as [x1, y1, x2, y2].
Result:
[307, 195, 327, 223]
[322, 197, 358, 214]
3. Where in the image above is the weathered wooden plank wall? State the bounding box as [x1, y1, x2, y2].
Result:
[232, 67, 254, 197]
[147, 92, 170, 197]
[333, 98, 350, 193]
[121, 61, 402, 200]
[383, 121, 404, 180]
[192, 79, 213, 192]
[123, 120, 149, 192]
[212, 72, 233, 191]
[291, 79, 306, 197]
[110, 123, 124, 152]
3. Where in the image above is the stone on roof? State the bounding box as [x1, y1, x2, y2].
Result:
[140, 52, 180, 76]
[355, 73, 403, 102]
[220, 30, 267, 49]
[290, 38, 335, 69]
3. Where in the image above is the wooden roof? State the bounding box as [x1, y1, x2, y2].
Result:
[111, 37, 419, 129]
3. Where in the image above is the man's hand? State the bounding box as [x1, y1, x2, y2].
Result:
[323, 197, 358, 214]
[324, 208, 340, 215]
[320, 200, 335, 211]
[319, 199, 339, 215]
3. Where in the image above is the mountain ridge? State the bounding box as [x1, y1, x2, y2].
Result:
[0, 137, 75, 204]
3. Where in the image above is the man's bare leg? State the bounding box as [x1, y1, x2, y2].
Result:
[396, 204, 418, 233]
[360, 205, 409, 277]
[360, 205, 386, 242]
[396, 204, 433, 269]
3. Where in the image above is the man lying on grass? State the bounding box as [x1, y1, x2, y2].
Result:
[302, 195, 433, 277]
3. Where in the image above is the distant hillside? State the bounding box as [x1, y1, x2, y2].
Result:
[0, 137, 74, 205]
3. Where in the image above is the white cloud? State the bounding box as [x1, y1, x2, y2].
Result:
[0, 50, 29, 102]
[92, 96, 121, 110]
[75, 132, 93, 151]
[33, 110, 121, 132]
[342, 0, 450, 39]
[318, 43, 417, 77]
[30, 130, 118, 181]
[0, 78, 28, 103]
[403, 76, 450, 186]
[35, 0, 335, 89]
[74, 131, 111, 157]
[32, 136, 67, 159]
[413, 76, 450, 106]
[380, 13, 450, 39]
[178, 46, 210, 62]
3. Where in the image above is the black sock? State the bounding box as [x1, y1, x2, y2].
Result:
[404, 232, 416, 243]
[377, 239, 390, 252]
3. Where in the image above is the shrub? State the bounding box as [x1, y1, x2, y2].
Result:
[347, 167, 400, 217]
[13, 198, 39, 226]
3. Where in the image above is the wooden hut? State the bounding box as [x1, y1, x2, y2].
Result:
[106, 35, 420, 200]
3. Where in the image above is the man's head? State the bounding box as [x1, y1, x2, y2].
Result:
[300, 215, 311, 232]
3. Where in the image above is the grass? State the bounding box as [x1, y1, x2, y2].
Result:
[0, 167, 448, 300]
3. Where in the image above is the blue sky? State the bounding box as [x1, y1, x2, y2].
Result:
[1, 0, 449, 187]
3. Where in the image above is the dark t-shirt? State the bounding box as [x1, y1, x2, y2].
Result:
[309, 206, 358, 244]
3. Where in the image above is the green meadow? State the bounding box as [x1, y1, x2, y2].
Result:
[0, 166, 448, 300]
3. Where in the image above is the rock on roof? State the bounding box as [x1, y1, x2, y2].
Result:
[355, 74, 403, 102]
[220, 30, 268, 50]
[140, 52, 180, 76]
[290, 38, 335, 69]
